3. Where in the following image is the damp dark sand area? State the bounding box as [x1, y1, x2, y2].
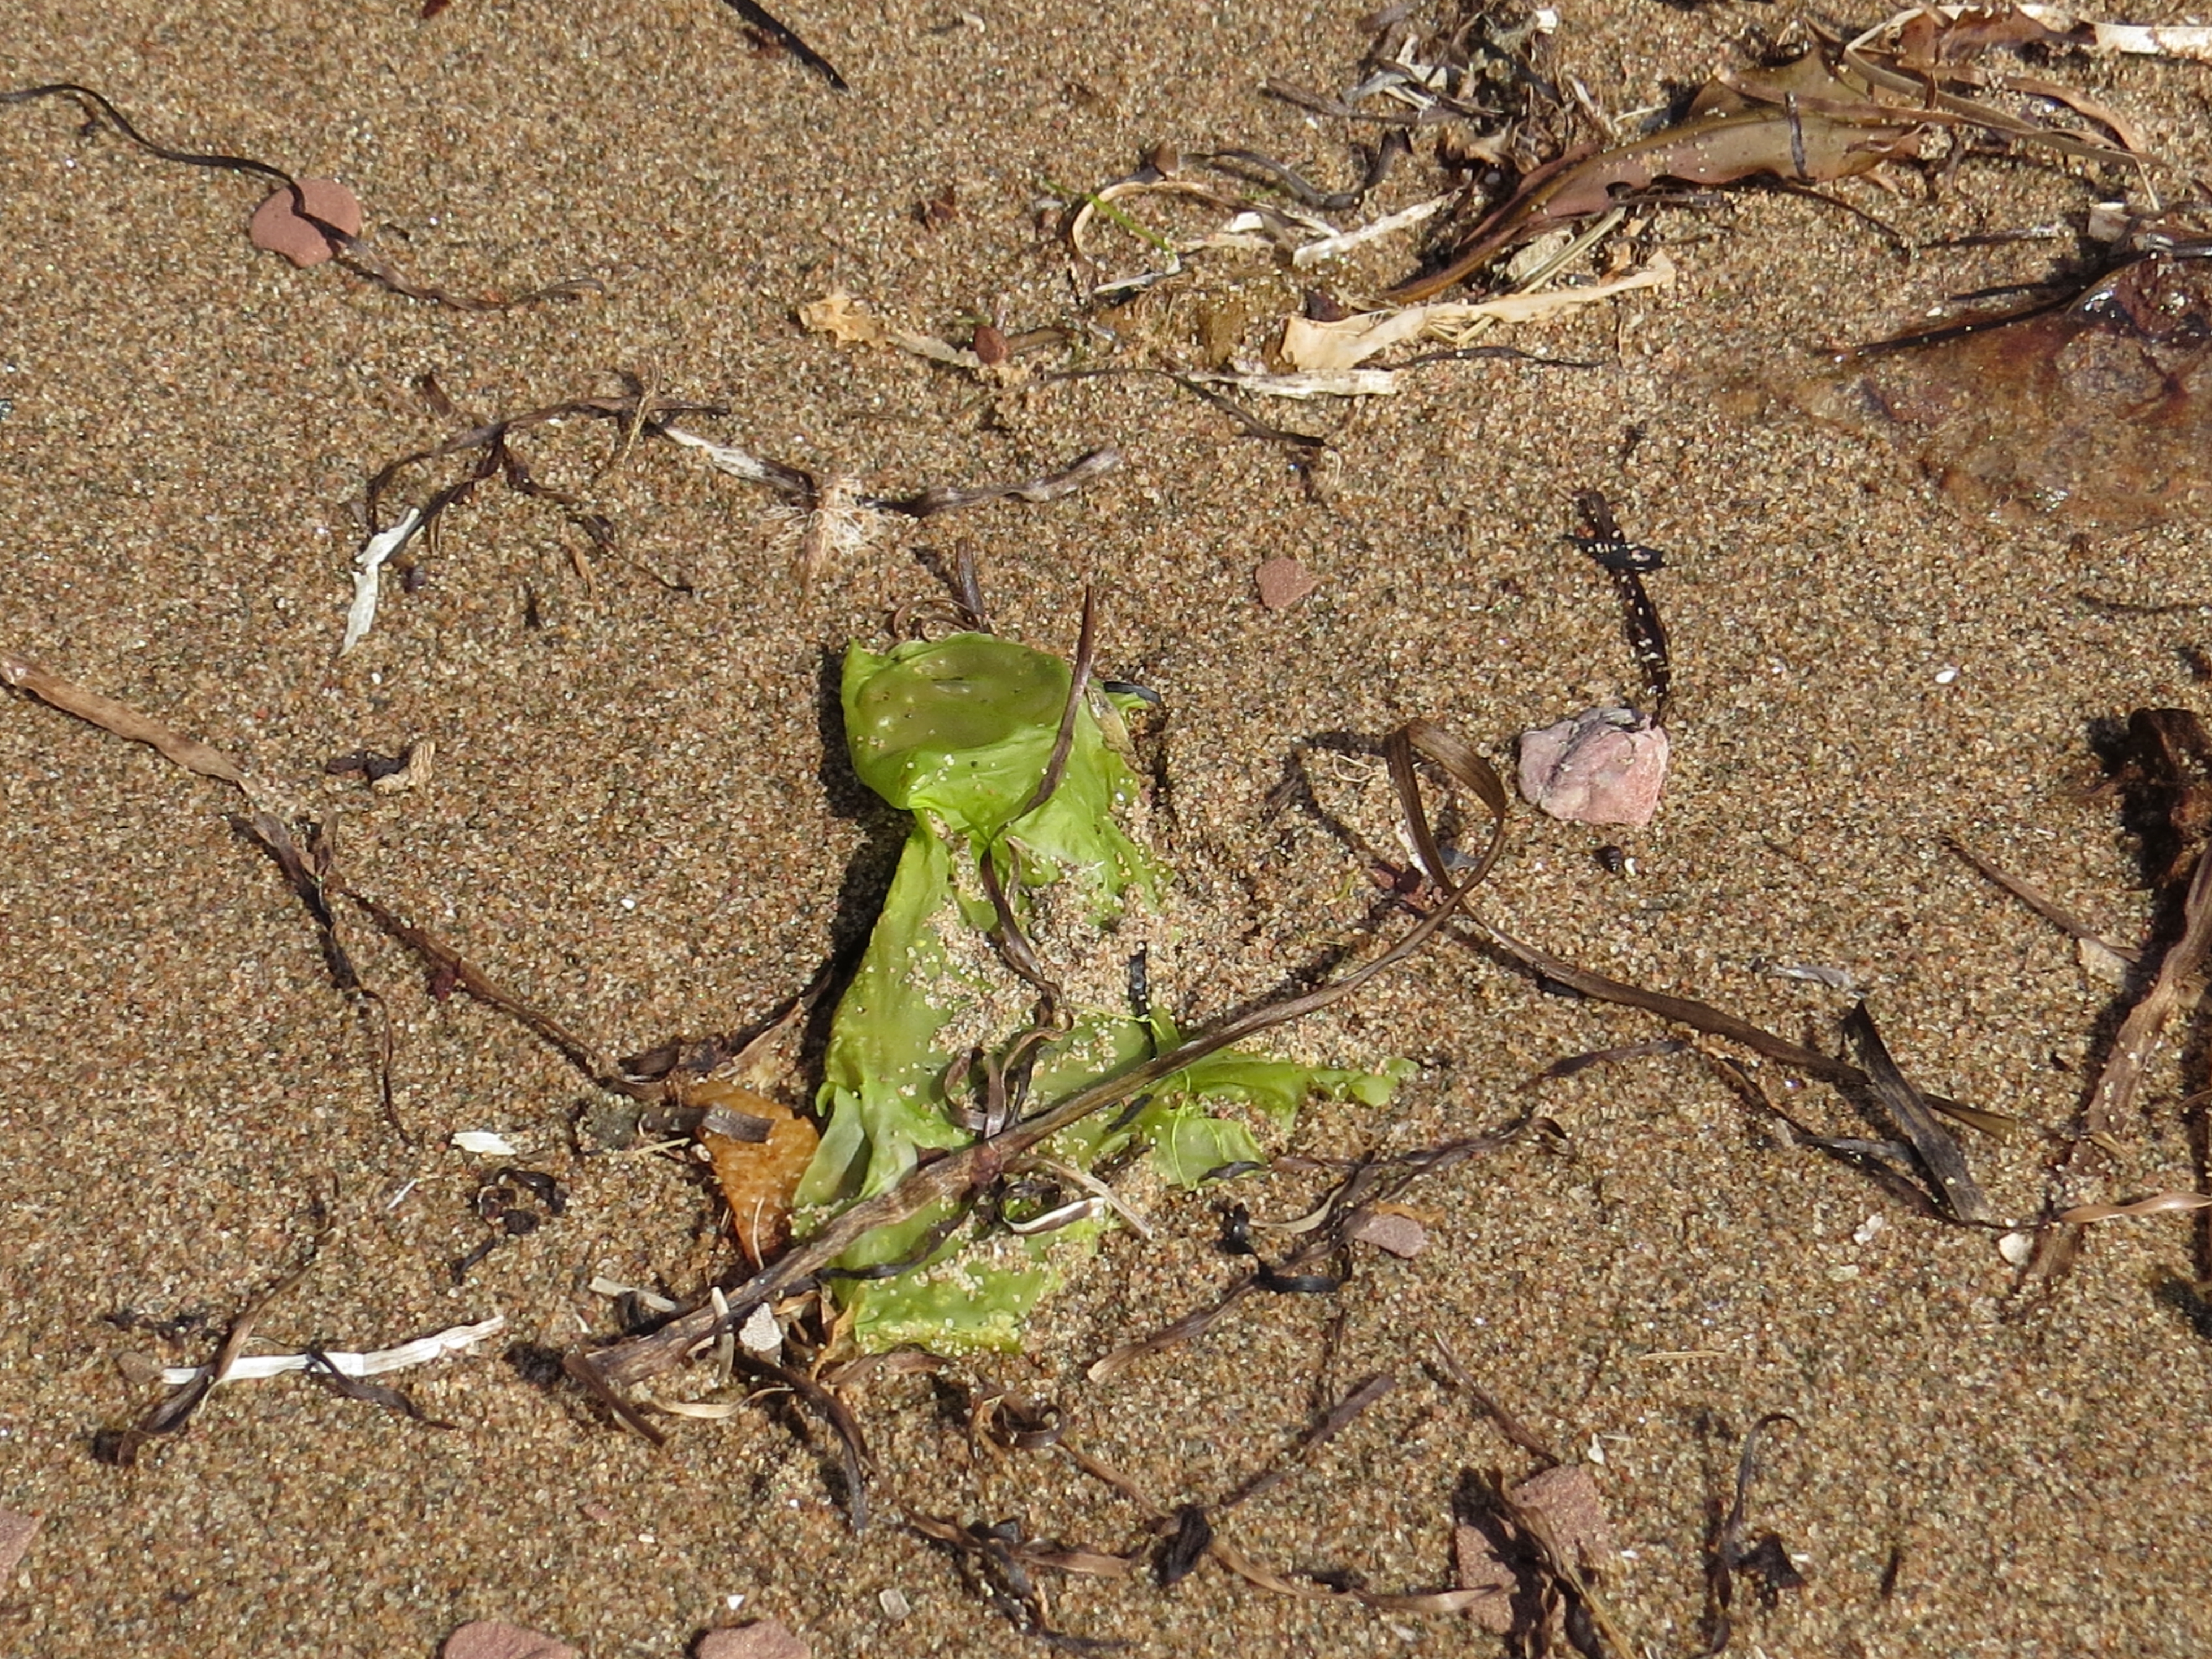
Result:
[4, 2, 2212, 1654]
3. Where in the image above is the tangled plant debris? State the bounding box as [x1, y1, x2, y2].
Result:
[797, 624, 1412, 1350]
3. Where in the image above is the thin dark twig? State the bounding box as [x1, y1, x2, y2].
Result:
[1091, 1117, 1537, 1378]
[1219, 1374, 1394, 1511]
[2, 81, 294, 185]
[977, 851, 1064, 1015]
[1170, 376, 1328, 448]
[1427, 1332, 1562, 1463]
[743, 1353, 873, 1530]
[716, 0, 849, 90]
[2, 84, 599, 311]
[1942, 834, 2140, 964]
[1024, 587, 1099, 818]
[338, 886, 656, 1100]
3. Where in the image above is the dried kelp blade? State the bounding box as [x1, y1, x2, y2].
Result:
[1841, 1004, 1993, 1225]
[2058, 1191, 2212, 1223]
[229, 815, 351, 983]
[2, 653, 247, 789]
[1428, 1335, 1562, 1464]
[1851, 4, 2212, 69]
[2081, 847, 2212, 1141]
[1387, 717, 1510, 890]
[1708, 1052, 1953, 1224]
[1388, 58, 1928, 302]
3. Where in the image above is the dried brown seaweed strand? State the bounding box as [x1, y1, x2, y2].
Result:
[1088, 1117, 1538, 1380]
[1218, 1374, 1395, 1511]
[2, 653, 247, 786]
[1055, 1440, 1482, 1614]
[1943, 834, 2140, 964]
[715, 0, 848, 88]
[2, 84, 598, 311]
[2026, 846, 2212, 1291]
[1841, 1004, 1993, 1225]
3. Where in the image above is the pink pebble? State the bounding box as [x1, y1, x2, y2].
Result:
[1254, 557, 1317, 610]
[1517, 706, 1670, 828]
[248, 177, 363, 268]
[0, 1509, 40, 1580]
[696, 1620, 811, 1659]
[440, 1620, 578, 1659]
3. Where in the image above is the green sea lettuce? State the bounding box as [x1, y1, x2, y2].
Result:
[800, 632, 1407, 1352]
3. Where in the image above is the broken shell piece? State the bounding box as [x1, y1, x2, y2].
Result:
[737, 1301, 782, 1359]
[371, 738, 435, 794]
[1517, 705, 1670, 828]
[248, 178, 363, 268]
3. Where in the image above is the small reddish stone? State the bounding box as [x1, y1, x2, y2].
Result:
[1455, 1465, 1618, 1629]
[248, 178, 363, 268]
[0, 1509, 40, 1580]
[1512, 1464, 1618, 1572]
[1452, 1521, 1519, 1634]
[1347, 1209, 1427, 1258]
[440, 1620, 578, 1659]
[696, 1620, 811, 1659]
[1517, 706, 1670, 828]
[1255, 556, 1317, 610]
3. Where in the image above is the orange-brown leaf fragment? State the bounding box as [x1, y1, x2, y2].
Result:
[691, 1080, 820, 1264]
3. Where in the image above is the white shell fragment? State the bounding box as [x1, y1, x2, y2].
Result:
[737, 1301, 783, 1358]
[160, 1315, 505, 1386]
[451, 1130, 518, 1156]
[341, 507, 425, 656]
[1517, 706, 1671, 828]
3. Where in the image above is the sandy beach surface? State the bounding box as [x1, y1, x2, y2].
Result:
[4, 0, 2212, 1653]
